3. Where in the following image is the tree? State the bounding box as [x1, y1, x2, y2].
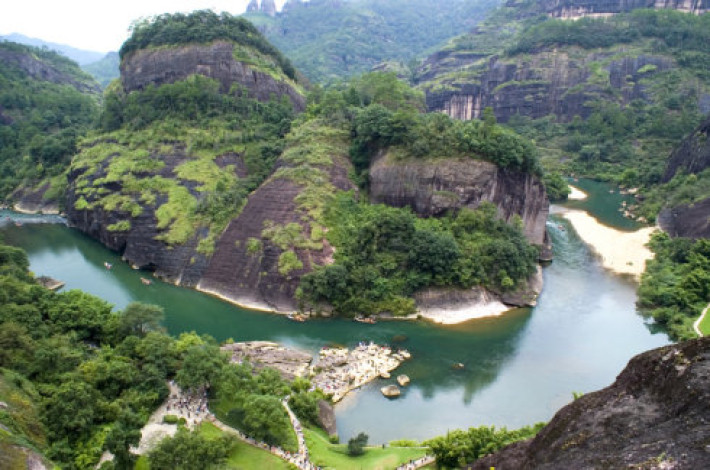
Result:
[347, 432, 368, 456]
[148, 428, 235, 470]
[104, 411, 143, 470]
[241, 394, 292, 446]
[175, 343, 227, 392]
[119, 302, 164, 338]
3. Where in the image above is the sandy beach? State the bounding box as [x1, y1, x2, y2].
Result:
[417, 299, 511, 324]
[568, 185, 588, 200]
[557, 207, 656, 280]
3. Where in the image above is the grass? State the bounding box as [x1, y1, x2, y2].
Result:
[698, 307, 710, 336]
[134, 422, 291, 470]
[304, 427, 428, 470]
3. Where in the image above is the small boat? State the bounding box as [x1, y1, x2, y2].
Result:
[14, 222, 22, 227]
[287, 313, 306, 322]
[104, 262, 112, 270]
[140, 277, 152, 285]
[354, 316, 376, 324]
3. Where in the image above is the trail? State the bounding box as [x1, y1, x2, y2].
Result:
[694, 303, 710, 337]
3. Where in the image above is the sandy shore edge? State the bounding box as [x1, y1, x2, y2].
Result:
[556, 207, 656, 280]
[417, 300, 511, 325]
[568, 185, 588, 200]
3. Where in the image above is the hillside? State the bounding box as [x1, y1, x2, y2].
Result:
[0, 41, 101, 209]
[81, 51, 119, 89]
[244, 0, 501, 83]
[67, 11, 548, 317]
[417, 2, 710, 216]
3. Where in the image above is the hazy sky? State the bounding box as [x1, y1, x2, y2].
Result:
[0, 1, 288, 53]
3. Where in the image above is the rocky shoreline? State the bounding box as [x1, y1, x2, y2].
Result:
[221, 341, 411, 403]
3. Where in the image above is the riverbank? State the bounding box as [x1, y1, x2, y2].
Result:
[554, 206, 656, 280]
[416, 298, 510, 324]
[568, 185, 588, 200]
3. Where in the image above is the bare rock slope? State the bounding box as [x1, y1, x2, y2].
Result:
[471, 337, 710, 469]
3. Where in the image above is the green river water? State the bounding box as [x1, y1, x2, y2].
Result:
[0, 181, 669, 444]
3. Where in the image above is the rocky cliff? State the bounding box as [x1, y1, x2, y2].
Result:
[369, 152, 550, 249]
[538, 0, 708, 18]
[471, 337, 710, 469]
[0, 46, 100, 95]
[423, 49, 673, 123]
[66, 147, 248, 286]
[198, 134, 356, 312]
[657, 116, 710, 238]
[120, 41, 305, 111]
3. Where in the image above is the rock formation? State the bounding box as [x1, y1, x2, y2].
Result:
[657, 116, 710, 238]
[0, 46, 100, 95]
[423, 50, 673, 123]
[120, 41, 305, 111]
[470, 337, 710, 469]
[369, 152, 549, 248]
[537, 0, 708, 18]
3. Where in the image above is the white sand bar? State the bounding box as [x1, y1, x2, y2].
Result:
[567, 185, 588, 200]
[418, 299, 510, 324]
[558, 208, 656, 280]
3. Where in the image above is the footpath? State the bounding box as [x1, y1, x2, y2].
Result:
[693, 302, 710, 337]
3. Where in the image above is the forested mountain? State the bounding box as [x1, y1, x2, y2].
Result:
[65, 10, 547, 319]
[0, 33, 106, 64]
[244, 0, 501, 83]
[81, 52, 120, 89]
[417, 0, 710, 213]
[0, 41, 101, 208]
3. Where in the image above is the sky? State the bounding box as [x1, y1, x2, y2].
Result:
[0, 0, 288, 53]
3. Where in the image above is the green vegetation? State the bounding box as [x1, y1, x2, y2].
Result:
[347, 432, 368, 456]
[0, 41, 100, 199]
[198, 422, 291, 470]
[300, 196, 539, 317]
[72, 74, 293, 249]
[246, 0, 500, 82]
[147, 425, 236, 469]
[699, 308, 710, 336]
[638, 233, 710, 340]
[120, 10, 297, 81]
[81, 52, 119, 89]
[424, 423, 545, 468]
[304, 427, 428, 470]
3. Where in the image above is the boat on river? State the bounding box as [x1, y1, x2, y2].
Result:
[104, 262, 112, 270]
[354, 316, 377, 324]
[287, 313, 306, 322]
[140, 277, 152, 285]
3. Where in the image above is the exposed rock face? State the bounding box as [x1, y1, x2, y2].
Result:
[423, 50, 673, 123]
[198, 154, 356, 312]
[10, 183, 59, 214]
[369, 152, 549, 247]
[221, 341, 312, 380]
[470, 337, 710, 470]
[538, 0, 708, 18]
[658, 198, 710, 239]
[0, 47, 100, 94]
[317, 400, 337, 436]
[120, 41, 305, 111]
[657, 116, 710, 238]
[66, 149, 247, 286]
[662, 116, 710, 183]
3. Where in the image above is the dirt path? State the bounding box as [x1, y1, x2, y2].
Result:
[694, 303, 709, 337]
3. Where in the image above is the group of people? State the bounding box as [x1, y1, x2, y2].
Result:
[163, 382, 210, 428]
[395, 455, 436, 470]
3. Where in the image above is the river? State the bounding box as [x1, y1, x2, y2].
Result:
[0, 181, 669, 444]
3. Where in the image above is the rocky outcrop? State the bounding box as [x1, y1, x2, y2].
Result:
[662, 115, 710, 183]
[369, 152, 549, 247]
[423, 50, 673, 123]
[198, 154, 356, 312]
[66, 148, 247, 286]
[658, 198, 710, 239]
[470, 337, 710, 469]
[0, 46, 100, 95]
[537, 0, 708, 18]
[317, 400, 337, 436]
[10, 183, 60, 214]
[120, 41, 305, 111]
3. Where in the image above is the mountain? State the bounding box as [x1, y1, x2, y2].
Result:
[0, 41, 101, 209]
[470, 337, 710, 469]
[416, 0, 710, 221]
[81, 51, 120, 88]
[243, 0, 501, 83]
[1, 32, 105, 64]
[65, 11, 548, 316]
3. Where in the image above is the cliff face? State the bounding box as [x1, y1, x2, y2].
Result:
[538, 0, 708, 18]
[198, 154, 356, 312]
[423, 50, 673, 123]
[369, 152, 550, 248]
[66, 148, 247, 286]
[120, 41, 305, 111]
[471, 337, 710, 470]
[0, 47, 100, 95]
[662, 115, 710, 183]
